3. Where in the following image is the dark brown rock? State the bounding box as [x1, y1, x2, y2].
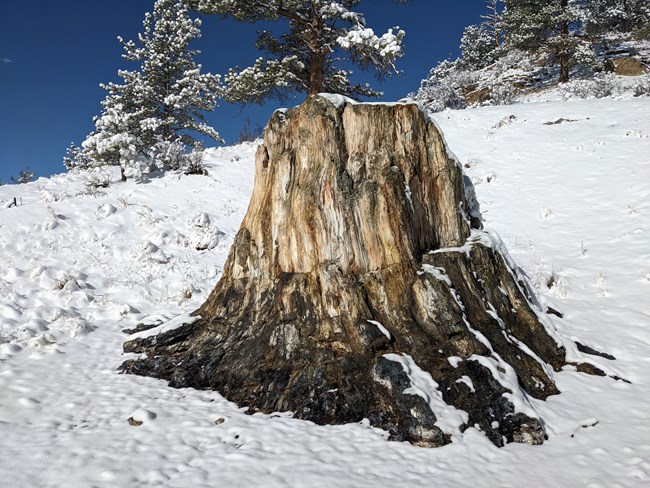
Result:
[575, 341, 616, 361]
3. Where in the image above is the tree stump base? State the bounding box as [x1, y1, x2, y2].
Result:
[122, 95, 567, 447]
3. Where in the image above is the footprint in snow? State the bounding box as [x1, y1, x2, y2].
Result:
[539, 207, 554, 221]
[492, 114, 517, 129]
[463, 158, 482, 169]
[96, 203, 117, 218]
[625, 129, 648, 139]
[41, 216, 59, 230]
[0, 343, 22, 359]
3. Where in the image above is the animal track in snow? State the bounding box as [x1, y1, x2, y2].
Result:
[539, 207, 554, 221]
[96, 203, 117, 218]
[625, 129, 648, 139]
[484, 172, 496, 183]
[492, 114, 517, 129]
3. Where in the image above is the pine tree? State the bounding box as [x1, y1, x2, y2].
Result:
[460, 24, 498, 70]
[190, 0, 407, 102]
[459, 1, 503, 70]
[80, 0, 221, 178]
[582, 0, 650, 34]
[11, 168, 35, 184]
[502, 0, 586, 82]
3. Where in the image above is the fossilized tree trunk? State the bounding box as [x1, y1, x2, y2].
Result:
[122, 95, 567, 447]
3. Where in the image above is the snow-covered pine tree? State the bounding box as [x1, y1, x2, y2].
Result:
[459, 1, 503, 71]
[460, 24, 498, 70]
[502, 0, 587, 82]
[63, 143, 93, 171]
[415, 0, 503, 110]
[189, 0, 407, 102]
[582, 0, 650, 35]
[79, 0, 221, 178]
[11, 168, 35, 184]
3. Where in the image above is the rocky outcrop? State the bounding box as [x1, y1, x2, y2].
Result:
[463, 84, 491, 106]
[122, 95, 567, 447]
[604, 57, 648, 76]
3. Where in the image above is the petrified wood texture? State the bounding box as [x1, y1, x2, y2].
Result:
[122, 95, 566, 447]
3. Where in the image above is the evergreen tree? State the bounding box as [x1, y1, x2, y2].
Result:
[460, 24, 498, 70]
[582, 0, 650, 34]
[11, 168, 35, 184]
[80, 0, 221, 178]
[502, 0, 586, 82]
[190, 0, 407, 102]
[460, 1, 503, 70]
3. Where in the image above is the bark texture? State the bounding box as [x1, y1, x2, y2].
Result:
[122, 95, 567, 447]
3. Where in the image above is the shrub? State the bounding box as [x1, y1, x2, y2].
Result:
[184, 145, 208, 176]
[143, 140, 207, 175]
[559, 73, 619, 99]
[149, 140, 187, 171]
[63, 143, 93, 171]
[414, 59, 478, 112]
[489, 81, 518, 105]
[632, 75, 650, 96]
[632, 23, 650, 41]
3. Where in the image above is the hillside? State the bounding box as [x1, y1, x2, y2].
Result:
[1, 96, 649, 487]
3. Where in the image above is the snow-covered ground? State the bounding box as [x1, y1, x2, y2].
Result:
[1, 97, 649, 487]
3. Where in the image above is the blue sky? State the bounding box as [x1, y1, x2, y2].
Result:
[0, 0, 487, 183]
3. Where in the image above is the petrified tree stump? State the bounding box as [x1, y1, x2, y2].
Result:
[122, 95, 567, 447]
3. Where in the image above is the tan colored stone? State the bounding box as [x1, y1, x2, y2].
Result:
[463, 84, 491, 105]
[604, 57, 648, 76]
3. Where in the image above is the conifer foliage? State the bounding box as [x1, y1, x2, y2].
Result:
[190, 0, 407, 102]
[460, 24, 498, 70]
[582, 0, 650, 34]
[501, 0, 585, 83]
[414, 0, 650, 112]
[78, 0, 221, 178]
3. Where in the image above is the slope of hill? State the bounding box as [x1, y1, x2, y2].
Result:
[1, 97, 649, 487]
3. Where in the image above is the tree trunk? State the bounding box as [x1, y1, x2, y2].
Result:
[307, 50, 326, 97]
[122, 96, 569, 447]
[559, 5, 570, 83]
[306, 4, 326, 97]
[559, 52, 570, 83]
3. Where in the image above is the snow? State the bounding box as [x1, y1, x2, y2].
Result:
[456, 375, 476, 393]
[128, 407, 157, 423]
[336, 27, 403, 57]
[316, 92, 356, 108]
[367, 319, 391, 340]
[2, 96, 650, 486]
[128, 313, 201, 340]
[419, 264, 452, 286]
